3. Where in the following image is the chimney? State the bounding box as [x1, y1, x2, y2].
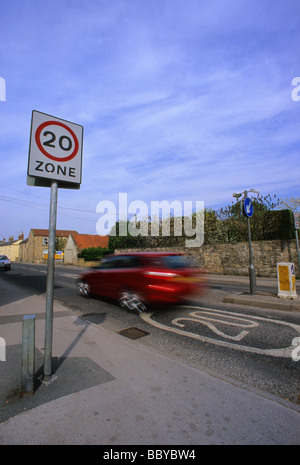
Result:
[19, 233, 24, 241]
[9, 236, 14, 242]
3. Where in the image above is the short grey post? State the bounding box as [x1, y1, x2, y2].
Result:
[44, 180, 58, 380]
[21, 314, 36, 394]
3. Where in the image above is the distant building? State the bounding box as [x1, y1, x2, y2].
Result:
[24, 229, 78, 263]
[19, 237, 28, 262]
[64, 233, 109, 265]
[0, 233, 24, 261]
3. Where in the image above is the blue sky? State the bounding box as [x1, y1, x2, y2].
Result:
[1, 0, 299, 240]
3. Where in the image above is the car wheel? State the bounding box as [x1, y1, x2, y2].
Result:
[119, 291, 147, 313]
[77, 281, 90, 297]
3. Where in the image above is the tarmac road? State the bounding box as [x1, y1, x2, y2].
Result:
[1, 262, 300, 406]
[0, 272, 299, 445]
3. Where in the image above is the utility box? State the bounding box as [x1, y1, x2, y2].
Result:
[277, 262, 297, 299]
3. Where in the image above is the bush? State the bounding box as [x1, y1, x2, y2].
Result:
[78, 247, 112, 261]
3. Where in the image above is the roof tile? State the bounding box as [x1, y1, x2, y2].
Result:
[32, 229, 78, 237]
[71, 234, 109, 250]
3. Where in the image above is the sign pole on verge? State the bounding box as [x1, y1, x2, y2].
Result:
[233, 188, 259, 295]
[246, 212, 256, 295]
[294, 212, 300, 276]
[44, 180, 58, 380]
[27, 110, 83, 382]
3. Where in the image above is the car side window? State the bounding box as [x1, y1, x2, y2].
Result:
[100, 257, 119, 269]
[145, 255, 195, 269]
[118, 256, 141, 268]
[100, 256, 140, 269]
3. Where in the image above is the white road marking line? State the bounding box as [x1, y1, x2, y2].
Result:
[56, 273, 78, 278]
[140, 305, 300, 358]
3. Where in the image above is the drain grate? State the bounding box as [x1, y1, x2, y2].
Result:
[118, 327, 149, 340]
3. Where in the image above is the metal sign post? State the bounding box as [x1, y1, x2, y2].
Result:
[294, 212, 300, 276]
[28, 110, 83, 381]
[43, 180, 58, 380]
[246, 211, 256, 294]
[233, 189, 259, 295]
[243, 196, 256, 294]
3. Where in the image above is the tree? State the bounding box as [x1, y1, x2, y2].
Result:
[107, 193, 293, 249]
[203, 208, 229, 244]
[218, 193, 285, 242]
[108, 220, 148, 249]
[217, 202, 248, 242]
[250, 194, 281, 240]
[55, 237, 67, 252]
[278, 196, 300, 213]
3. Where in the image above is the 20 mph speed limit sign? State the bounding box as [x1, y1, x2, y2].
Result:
[28, 110, 83, 188]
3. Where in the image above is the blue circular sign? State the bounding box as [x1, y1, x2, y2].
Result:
[244, 197, 253, 217]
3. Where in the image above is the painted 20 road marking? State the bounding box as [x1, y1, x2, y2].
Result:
[140, 306, 300, 358]
[173, 308, 260, 341]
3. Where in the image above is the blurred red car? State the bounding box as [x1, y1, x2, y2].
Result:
[77, 252, 206, 312]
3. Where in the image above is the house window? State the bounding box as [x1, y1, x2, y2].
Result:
[43, 237, 48, 245]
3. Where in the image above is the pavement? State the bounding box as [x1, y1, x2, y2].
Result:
[224, 291, 300, 311]
[0, 274, 299, 446]
[216, 274, 300, 312]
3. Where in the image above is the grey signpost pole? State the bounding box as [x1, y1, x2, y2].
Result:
[233, 188, 259, 295]
[294, 213, 300, 275]
[44, 180, 58, 380]
[296, 230, 300, 274]
[247, 213, 256, 294]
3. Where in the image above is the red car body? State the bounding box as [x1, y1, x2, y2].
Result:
[77, 252, 206, 311]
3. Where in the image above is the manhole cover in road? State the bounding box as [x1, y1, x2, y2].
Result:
[118, 327, 149, 340]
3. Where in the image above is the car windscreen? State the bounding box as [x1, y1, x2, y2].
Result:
[0, 255, 8, 260]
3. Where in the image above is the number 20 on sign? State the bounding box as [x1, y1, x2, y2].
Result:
[27, 110, 83, 189]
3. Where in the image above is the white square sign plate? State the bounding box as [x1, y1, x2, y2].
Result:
[27, 110, 83, 188]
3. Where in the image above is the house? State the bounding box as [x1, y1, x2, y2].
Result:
[0, 233, 24, 261]
[25, 229, 78, 263]
[64, 233, 109, 265]
[19, 238, 28, 262]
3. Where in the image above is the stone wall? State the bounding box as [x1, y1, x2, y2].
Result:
[76, 258, 100, 267]
[116, 239, 299, 277]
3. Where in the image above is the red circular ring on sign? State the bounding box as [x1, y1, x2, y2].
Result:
[35, 121, 79, 162]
